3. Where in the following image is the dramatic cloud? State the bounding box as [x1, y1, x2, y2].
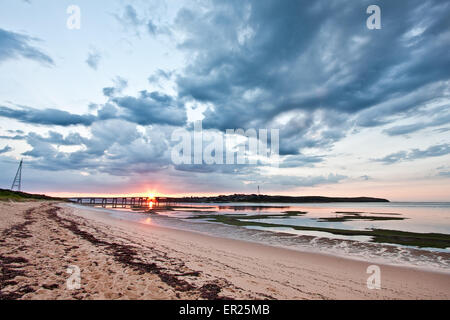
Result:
[112, 91, 187, 126]
[0, 105, 95, 126]
[376, 144, 450, 164]
[383, 123, 429, 136]
[0, 131, 82, 146]
[18, 120, 173, 176]
[383, 108, 450, 136]
[28, 131, 83, 146]
[0, 1, 449, 196]
[174, 0, 450, 154]
[0, 87, 185, 127]
[0, 28, 53, 65]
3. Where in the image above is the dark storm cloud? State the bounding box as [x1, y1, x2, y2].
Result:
[0, 105, 95, 126]
[112, 90, 187, 126]
[0, 85, 185, 127]
[96, 104, 118, 120]
[29, 131, 84, 146]
[174, 0, 450, 153]
[18, 121, 173, 175]
[273, 110, 348, 155]
[375, 144, 450, 164]
[0, 28, 53, 65]
[7, 119, 344, 193]
[1, 0, 449, 192]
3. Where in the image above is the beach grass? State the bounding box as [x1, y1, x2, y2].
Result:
[0, 189, 64, 202]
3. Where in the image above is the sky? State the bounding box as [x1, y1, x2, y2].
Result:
[0, 0, 449, 201]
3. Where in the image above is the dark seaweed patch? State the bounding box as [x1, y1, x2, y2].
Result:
[45, 206, 231, 299]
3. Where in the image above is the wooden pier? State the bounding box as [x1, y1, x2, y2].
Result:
[70, 197, 180, 208]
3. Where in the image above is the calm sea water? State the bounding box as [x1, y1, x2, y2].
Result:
[72, 202, 450, 273]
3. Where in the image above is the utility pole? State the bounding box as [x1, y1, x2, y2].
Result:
[11, 159, 23, 192]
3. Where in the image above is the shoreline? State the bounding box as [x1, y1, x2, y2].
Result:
[1, 201, 449, 300]
[67, 203, 450, 275]
[68, 203, 450, 275]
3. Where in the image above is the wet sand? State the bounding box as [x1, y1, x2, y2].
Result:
[0, 201, 449, 300]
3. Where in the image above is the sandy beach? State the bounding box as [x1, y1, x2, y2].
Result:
[0, 201, 449, 300]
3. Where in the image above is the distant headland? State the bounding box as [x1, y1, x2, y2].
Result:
[173, 194, 390, 203]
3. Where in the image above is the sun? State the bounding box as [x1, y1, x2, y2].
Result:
[147, 193, 156, 200]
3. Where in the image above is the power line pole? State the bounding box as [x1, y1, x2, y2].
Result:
[11, 159, 23, 192]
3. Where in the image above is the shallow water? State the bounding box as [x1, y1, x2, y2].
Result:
[71, 202, 450, 273]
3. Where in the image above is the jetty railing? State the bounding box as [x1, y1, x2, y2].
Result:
[69, 197, 180, 208]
